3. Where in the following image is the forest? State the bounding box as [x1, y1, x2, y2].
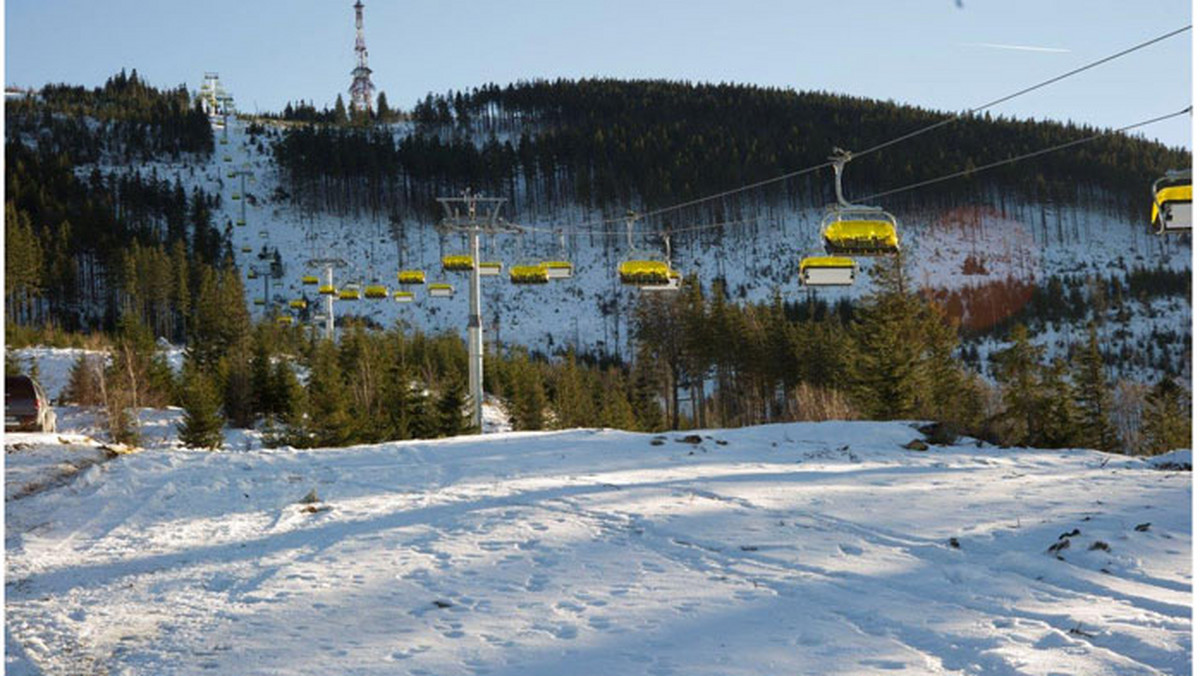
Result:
[5, 70, 229, 335]
[272, 79, 1190, 223]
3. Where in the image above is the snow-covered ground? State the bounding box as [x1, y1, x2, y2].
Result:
[5, 417, 1190, 675]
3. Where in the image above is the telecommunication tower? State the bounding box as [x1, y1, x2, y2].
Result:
[349, 1, 376, 115]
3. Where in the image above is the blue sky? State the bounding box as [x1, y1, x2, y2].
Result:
[5, 0, 1192, 148]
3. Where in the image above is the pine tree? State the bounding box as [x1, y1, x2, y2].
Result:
[64, 352, 105, 406]
[1037, 358, 1079, 448]
[552, 349, 593, 429]
[993, 324, 1044, 445]
[847, 259, 924, 420]
[178, 366, 226, 449]
[507, 353, 547, 431]
[1140, 376, 1190, 455]
[436, 378, 472, 437]
[598, 367, 637, 430]
[304, 339, 353, 446]
[332, 94, 348, 125]
[1072, 324, 1118, 452]
[376, 91, 391, 121]
[631, 356, 664, 432]
[269, 357, 303, 423]
[250, 337, 274, 418]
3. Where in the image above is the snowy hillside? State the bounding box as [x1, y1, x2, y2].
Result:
[125, 118, 1189, 372]
[5, 418, 1191, 675]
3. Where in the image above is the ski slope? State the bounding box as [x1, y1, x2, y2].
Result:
[5, 421, 1191, 675]
[127, 118, 1190, 369]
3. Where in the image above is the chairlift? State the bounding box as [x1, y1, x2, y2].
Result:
[544, 261, 573, 279]
[799, 256, 857, 287]
[240, 246, 252, 254]
[247, 269, 259, 280]
[231, 193, 241, 201]
[253, 298, 265, 306]
[301, 274, 319, 285]
[289, 299, 308, 310]
[397, 270, 426, 285]
[821, 149, 900, 256]
[318, 284, 337, 296]
[1151, 169, 1191, 234]
[442, 254, 474, 272]
[618, 215, 673, 287]
[276, 315, 294, 326]
[364, 284, 389, 299]
[429, 283, 454, 298]
[393, 290, 415, 303]
[338, 284, 361, 301]
[478, 261, 503, 276]
[510, 263, 550, 284]
[236, 218, 246, 226]
[542, 230, 574, 279]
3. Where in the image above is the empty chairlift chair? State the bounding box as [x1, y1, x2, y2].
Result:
[301, 274, 320, 286]
[442, 254, 474, 272]
[543, 261, 574, 279]
[393, 290, 414, 303]
[510, 263, 550, 285]
[477, 261, 503, 276]
[542, 230, 574, 279]
[821, 209, 899, 256]
[364, 283, 389, 299]
[397, 269, 426, 285]
[289, 299, 308, 310]
[338, 284, 361, 301]
[820, 148, 900, 257]
[428, 283, 454, 298]
[1151, 170, 1191, 234]
[799, 256, 857, 287]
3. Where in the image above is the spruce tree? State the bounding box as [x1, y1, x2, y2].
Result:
[994, 324, 1044, 445]
[552, 350, 593, 429]
[436, 378, 472, 437]
[847, 259, 924, 420]
[250, 337, 274, 418]
[332, 94, 348, 125]
[304, 339, 353, 447]
[1037, 358, 1079, 448]
[1140, 376, 1190, 455]
[178, 367, 226, 449]
[598, 368, 638, 430]
[1072, 324, 1118, 452]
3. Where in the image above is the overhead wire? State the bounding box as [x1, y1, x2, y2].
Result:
[517, 24, 1190, 236]
[857, 106, 1192, 203]
[526, 105, 1189, 238]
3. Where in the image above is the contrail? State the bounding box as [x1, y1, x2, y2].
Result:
[961, 42, 1071, 53]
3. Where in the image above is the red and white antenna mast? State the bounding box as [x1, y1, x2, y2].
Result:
[349, 0, 376, 115]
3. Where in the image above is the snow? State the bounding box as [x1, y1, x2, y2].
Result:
[6, 347, 107, 403]
[100, 118, 1190, 372]
[5, 417, 1190, 675]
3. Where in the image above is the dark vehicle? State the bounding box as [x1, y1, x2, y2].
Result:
[5, 375, 56, 433]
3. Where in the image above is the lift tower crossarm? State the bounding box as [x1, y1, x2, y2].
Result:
[306, 257, 349, 341]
